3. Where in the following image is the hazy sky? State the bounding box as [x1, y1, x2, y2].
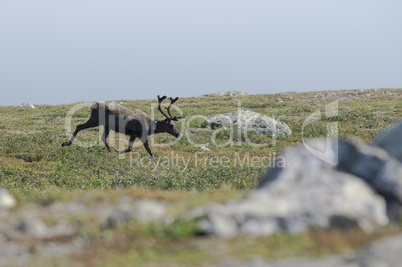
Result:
[1, 1, 401, 106]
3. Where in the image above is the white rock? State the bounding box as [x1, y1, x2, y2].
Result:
[18, 103, 35, 108]
[0, 189, 16, 208]
[204, 109, 292, 137]
[135, 199, 166, 224]
[200, 212, 238, 238]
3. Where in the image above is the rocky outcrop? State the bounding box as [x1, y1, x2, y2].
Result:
[199, 149, 390, 237]
[203, 109, 292, 137]
[263, 139, 402, 218]
[372, 121, 402, 163]
[199, 126, 402, 237]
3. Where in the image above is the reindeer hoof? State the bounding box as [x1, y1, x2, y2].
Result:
[61, 141, 71, 147]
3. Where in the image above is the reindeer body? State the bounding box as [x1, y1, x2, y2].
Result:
[91, 102, 152, 136]
[62, 96, 184, 162]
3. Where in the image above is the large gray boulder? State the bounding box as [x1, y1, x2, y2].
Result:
[336, 141, 402, 216]
[263, 139, 402, 218]
[200, 138, 402, 237]
[203, 109, 292, 137]
[201, 165, 388, 237]
[372, 121, 402, 163]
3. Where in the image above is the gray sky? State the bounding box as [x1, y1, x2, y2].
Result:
[1, 0, 401, 106]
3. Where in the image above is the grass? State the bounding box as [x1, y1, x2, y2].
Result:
[71, 221, 402, 266]
[1, 88, 401, 265]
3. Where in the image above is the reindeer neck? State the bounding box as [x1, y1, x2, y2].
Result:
[149, 119, 156, 135]
[151, 119, 164, 135]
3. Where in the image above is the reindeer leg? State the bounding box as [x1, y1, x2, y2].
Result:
[101, 126, 111, 152]
[116, 136, 135, 154]
[142, 139, 157, 164]
[116, 136, 136, 153]
[62, 118, 99, 147]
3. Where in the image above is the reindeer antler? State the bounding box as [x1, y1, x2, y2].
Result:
[157, 95, 170, 119]
[157, 95, 185, 121]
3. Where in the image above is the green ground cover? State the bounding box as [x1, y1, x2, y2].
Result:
[0, 88, 401, 265]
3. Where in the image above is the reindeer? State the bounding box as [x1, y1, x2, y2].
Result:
[61, 95, 185, 163]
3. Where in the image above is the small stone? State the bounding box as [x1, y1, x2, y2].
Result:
[135, 200, 166, 224]
[106, 203, 134, 228]
[17, 218, 47, 238]
[200, 213, 238, 238]
[275, 98, 284, 103]
[0, 189, 16, 208]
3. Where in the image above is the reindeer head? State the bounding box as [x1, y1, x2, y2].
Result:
[156, 95, 185, 138]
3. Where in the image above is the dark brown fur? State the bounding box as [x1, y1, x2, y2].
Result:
[62, 97, 184, 163]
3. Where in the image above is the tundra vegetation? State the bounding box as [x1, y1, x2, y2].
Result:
[0, 88, 401, 266]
